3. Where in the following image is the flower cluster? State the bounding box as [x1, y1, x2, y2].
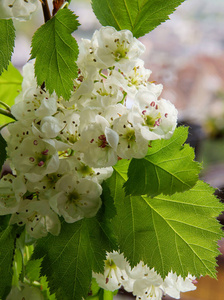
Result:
[0, 26, 178, 239]
[0, 0, 39, 20]
[93, 251, 197, 300]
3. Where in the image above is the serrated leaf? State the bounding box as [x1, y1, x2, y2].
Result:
[0, 226, 17, 300]
[32, 217, 115, 300]
[0, 63, 22, 125]
[91, 0, 186, 38]
[0, 134, 7, 173]
[40, 276, 57, 300]
[112, 180, 223, 278]
[0, 19, 15, 75]
[124, 127, 201, 197]
[25, 258, 43, 282]
[30, 8, 79, 100]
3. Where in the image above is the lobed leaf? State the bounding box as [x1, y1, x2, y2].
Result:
[91, 0, 186, 38]
[30, 8, 79, 100]
[112, 180, 223, 278]
[124, 127, 201, 197]
[32, 217, 116, 300]
[0, 19, 15, 75]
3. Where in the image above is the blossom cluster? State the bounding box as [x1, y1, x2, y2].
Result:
[0, 26, 178, 239]
[93, 251, 197, 300]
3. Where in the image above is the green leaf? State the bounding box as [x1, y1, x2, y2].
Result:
[0, 19, 15, 75]
[0, 63, 22, 125]
[0, 226, 17, 300]
[25, 258, 43, 282]
[32, 217, 115, 300]
[40, 276, 57, 300]
[124, 127, 201, 197]
[30, 8, 79, 100]
[12, 248, 23, 288]
[0, 134, 7, 173]
[91, 0, 186, 38]
[112, 180, 223, 278]
[105, 159, 129, 200]
[100, 182, 117, 221]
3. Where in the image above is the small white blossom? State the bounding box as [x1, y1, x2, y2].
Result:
[76, 115, 119, 168]
[93, 251, 130, 292]
[0, 174, 26, 215]
[0, 0, 39, 21]
[50, 174, 102, 223]
[113, 112, 149, 159]
[163, 271, 197, 299]
[92, 26, 145, 71]
[10, 199, 61, 239]
[11, 137, 59, 182]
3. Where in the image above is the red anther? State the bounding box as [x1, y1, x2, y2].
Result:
[155, 105, 159, 110]
[165, 113, 168, 118]
[98, 135, 108, 148]
[154, 118, 161, 127]
[106, 277, 109, 284]
[150, 102, 155, 107]
[38, 161, 44, 167]
[142, 110, 146, 115]
[90, 139, 94, 143]
[42, 149, 49, 155]
[29, 157, 35, 162]
[33, 140, 38, 145]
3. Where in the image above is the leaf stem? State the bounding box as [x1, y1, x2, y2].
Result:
[0, 108, 16, 120]
[41, 0, 51, 23]
[0, 101, 11, 111]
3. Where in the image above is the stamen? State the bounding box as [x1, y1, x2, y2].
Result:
[42, 149, 49, 155]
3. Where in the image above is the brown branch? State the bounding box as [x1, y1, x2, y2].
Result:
[41, 0, 51, 23]
[53, 0, 65, 16]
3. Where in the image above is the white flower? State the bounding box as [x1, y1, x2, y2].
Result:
[49, 173, 102, 223]
[4, 120, 33, 157]
[10, 199, 61, 238]
[0, 174, 26, 215]
[133, 91, 178, 141]
[76, 115, 119, 168]
[32, 116, 63, 139]
[66, 154, 113, 184]
[11, 137, 59, 182]
[11, 94, 58, 121]
[54, 109, 80, 146]
[127, 263, 163, 299]
[112, 112, 149, 159]
[163, 271, 197, 299]
[92, 26, 145, 71]
[0, 0, 39, 21]
[93, 251, 130, 292]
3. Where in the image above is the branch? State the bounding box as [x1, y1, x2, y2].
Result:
[41, 0, 51, 23]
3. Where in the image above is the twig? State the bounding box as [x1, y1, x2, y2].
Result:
[41, 0, 51, 23]
[0, 108, 17, 120]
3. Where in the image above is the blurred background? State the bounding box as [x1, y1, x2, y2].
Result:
[11, 0, 224, 299]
